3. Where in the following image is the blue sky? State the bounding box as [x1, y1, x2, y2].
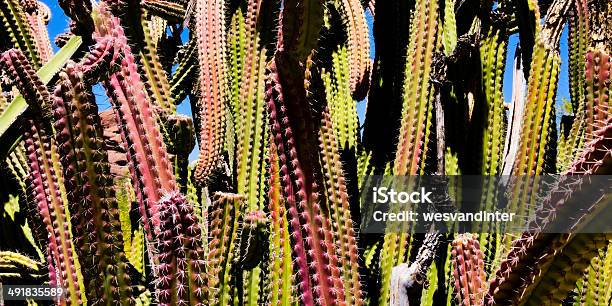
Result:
[42, 2, 570, 161]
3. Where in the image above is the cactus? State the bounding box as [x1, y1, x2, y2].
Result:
[451, 234, 487, 306]
[193, 0, 227, 183]
[156, 192, 206, 305]
[53, 62, 132, 303]
[1, 0, 611, 305]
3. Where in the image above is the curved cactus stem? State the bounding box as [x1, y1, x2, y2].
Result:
[22, 1, 53, 63]
[335, 0, 371, 100]
[93, 4, 177, 240]
[0, 48, 85, 304]
[522, 234, 611, 306]
[142, 0, 186, 23]
[486, 118, 612, 305]
[193, 0, 227, 183]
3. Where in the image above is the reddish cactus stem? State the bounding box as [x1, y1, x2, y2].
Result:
[193, 0, 227, 183]
[266, 60, 344, 306]
[93, 4, 177, 236]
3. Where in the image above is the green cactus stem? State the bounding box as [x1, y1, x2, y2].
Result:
[393, 0, 439, 176]
[511, 0, 571, 176]
[321, 45, 359, 151]
[0, 0, 41, 68]
[206, 192, 243, 305]
[232, 0, 269, 213]
[266, 143, 295, 306]
[169, 40, 197, 104]
[139, 10, 176, 114]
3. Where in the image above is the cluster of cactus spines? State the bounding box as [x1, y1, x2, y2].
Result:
[193, 0, 227, 183]
[52, 62, 132, 303]
[207, 192, 243, 305]
[155, 192, 206, 305]
[451, 234, 487, 306]
[2, 0, 612, 305]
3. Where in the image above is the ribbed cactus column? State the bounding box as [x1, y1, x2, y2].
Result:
[0, 48, 84, 305]
[336, 0, 371, 100]
[92, 4, 177, 239]
[319, 107, 363, 305]
[52, 63, 133, 304]
[193, 0, 227, 183]
[156, 192, 206, 305]
[266, 143, 295, 306]
[486, 118, 612, 305]
[206, 192, 243, 305]
[451, 234, 487, 306]
[380, 0, 439, 304]
[477, 22, 507, 268]
[585, 49, 611, 139]
[0, 0, 42, 68]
